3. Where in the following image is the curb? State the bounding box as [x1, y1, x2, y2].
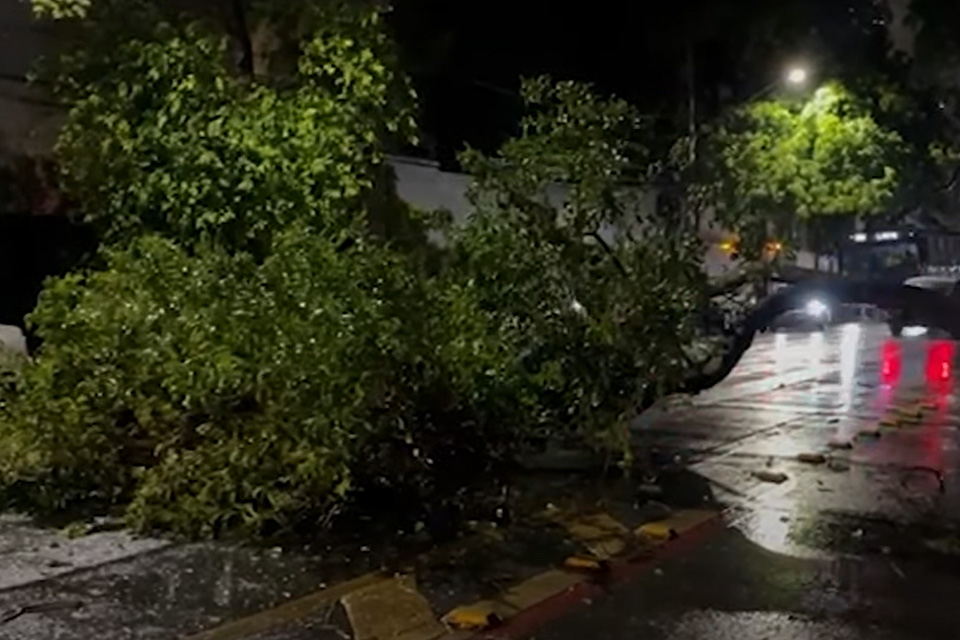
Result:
[180, 508, 725, 640]
[470, 512, 724, 640]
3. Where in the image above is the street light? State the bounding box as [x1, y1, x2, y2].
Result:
[786, 66, 808, 86]
[747, 65, 811, 102]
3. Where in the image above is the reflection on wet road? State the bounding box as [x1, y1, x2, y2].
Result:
[533, 322, 960, 640]
[641, 323, 960, 555]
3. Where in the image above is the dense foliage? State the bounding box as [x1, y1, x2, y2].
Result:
[49, 7, 415, 252]
[13, 0, 946, 542]
[702, 81, 906, 256]
[0, 4, 716, 539]
[0, 232, 526, 537]
[452, 79, 708, 453]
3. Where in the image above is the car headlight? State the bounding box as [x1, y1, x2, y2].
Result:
[804, 299, 829, 318]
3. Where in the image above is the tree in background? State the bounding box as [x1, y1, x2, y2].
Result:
[702, 82, 906, 259]
[908, 0, 960, 87]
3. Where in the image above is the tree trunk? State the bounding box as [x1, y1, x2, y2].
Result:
[228, 0, 254, 77]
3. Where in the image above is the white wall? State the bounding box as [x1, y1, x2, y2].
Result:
[389, 157, 474, 222]
[387, 156, 742, 277]
[0, 325, 28, 360]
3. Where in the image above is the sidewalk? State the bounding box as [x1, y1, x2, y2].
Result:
[0, 469, 723, 640]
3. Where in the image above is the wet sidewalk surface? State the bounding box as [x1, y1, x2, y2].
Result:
[3, 322, 960, 639]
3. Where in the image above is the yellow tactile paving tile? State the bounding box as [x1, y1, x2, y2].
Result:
[188, 507, 723, 639]
[182, 572, 385, 640]
[563, 554, 609, 572]
[446, 508, 720, 631]
[341, 574, 446, 640]
[636, 509, 718, 543]
[500, 569, 583, 610]
[442, 601, 510, 630]
[550, 511, 631, 559]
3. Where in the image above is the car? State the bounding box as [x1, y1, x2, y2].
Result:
[888, 274, 960, 338]
[767, 297, 831, 333]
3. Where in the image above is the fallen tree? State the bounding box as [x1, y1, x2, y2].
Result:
[1, 3, 939, 541]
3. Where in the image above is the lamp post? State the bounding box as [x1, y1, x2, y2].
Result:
[746, 65, 811, 103]
[685, 64, 810, 230]
[689, 64, 810, 168]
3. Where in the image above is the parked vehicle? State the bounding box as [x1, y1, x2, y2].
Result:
[888, 274, 960, 338]
[840, 228, 960, 283]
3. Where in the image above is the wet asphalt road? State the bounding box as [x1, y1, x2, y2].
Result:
[535, 321, 960, 640]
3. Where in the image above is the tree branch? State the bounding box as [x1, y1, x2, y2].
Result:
[587, 231, 628, 277]
[705, 260, 770, 297]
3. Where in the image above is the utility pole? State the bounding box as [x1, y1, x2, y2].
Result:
[685, 39, 700, 234]
[686, 39, 697, 166]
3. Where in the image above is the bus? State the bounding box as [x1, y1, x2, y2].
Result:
[839, 229, 960, 283]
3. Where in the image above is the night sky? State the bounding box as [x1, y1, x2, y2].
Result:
[388, 0, 896, 167]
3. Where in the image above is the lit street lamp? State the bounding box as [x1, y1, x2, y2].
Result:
[786, 66, 808, 86]
[748, 65, 811, 102]
[685, 61, 812, 218]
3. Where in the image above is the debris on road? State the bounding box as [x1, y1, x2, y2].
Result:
[636, 483, 664, 499]
[891, 562, 906, 579]
[637, 500, 672, 523]
[924, 536, 960, 556]
[753, 470, 789, 484]
[797, 453, 827, 465]
[901, 466, 945, 493]
[896, 406, 924, 420]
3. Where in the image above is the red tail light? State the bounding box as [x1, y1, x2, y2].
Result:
[881, 340, 901, 385]
[927, 341, 955, 384]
